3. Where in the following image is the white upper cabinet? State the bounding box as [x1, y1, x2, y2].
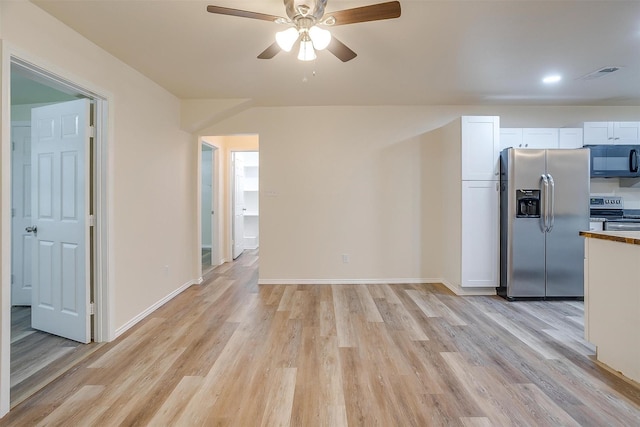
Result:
[522, 128, 559, 149]
[500, 128, 565, 150]
[461, 116, 500, 181]
[583, 121, 640, 145]
[559, 128, 584, 149]
[499, 128, 522, 151]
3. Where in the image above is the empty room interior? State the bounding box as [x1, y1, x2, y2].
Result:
[1, 1, 639, 425]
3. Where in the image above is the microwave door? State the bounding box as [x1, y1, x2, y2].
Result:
[589, 145, 640, 177]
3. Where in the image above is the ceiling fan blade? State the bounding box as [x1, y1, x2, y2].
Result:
[328, 1, 401, 26]
[327, 37, 357, 62]
[257, 42, 281, 59]
[206, 5, 281, 22]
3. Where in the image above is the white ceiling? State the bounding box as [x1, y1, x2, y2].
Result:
[30, 0, 640, 107]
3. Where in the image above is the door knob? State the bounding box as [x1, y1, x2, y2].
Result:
[25, 226, 37, 234]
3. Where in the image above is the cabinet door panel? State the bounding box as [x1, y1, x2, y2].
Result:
[613, 122, 640, 144]
[583, 122, 613, 145]
[500, 128, 522, 151]
[522, 128, 559, 149]
[461, 180, 499, 287]
[462, 116, 500, 180]
[559, 128, 584, 149]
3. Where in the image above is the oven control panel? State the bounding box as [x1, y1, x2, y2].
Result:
[590, 196, 623, 210]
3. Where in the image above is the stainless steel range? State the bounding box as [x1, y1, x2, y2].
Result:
[589, 196, 640, 231]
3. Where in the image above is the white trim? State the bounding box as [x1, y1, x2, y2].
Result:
[94, 97, 113, 342]
[1, 40, 12, 418]
[196, 277, 204, 285]
[257, 278, 497, 296]
[258, 278, 443, 285]
[114, 279, 196, 339]
[1, 45, 114, 416]
[440, 279, 497, 296]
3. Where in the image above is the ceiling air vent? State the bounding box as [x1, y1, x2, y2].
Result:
[577, 66, 621, 80]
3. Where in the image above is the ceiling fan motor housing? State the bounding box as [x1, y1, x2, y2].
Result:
[285, 0, 328, 20]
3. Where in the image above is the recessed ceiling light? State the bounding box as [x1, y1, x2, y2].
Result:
[543, 74, 562, 84]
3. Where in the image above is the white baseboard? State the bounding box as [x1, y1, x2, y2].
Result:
[258, 278, 442, 285]
[196, 277, 204, 285]
[257, 278, 496, 296]
[114, 279, 196, 339]
[440, 279, 496, 296]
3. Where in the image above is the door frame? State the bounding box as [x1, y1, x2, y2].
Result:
[1, 48, 113, 415]
[199, 141, 219, 279]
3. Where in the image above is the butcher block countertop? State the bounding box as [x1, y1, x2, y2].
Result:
[580, 230, 640, 245]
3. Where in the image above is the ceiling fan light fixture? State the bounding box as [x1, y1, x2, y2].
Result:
[276, 27, 299, 52]
[298, 37, 317, 61]
[309, 25, 331, 50]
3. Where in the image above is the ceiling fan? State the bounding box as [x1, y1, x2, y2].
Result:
[206, 0, 401, 62]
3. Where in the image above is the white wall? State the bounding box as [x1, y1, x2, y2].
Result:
[201, 105, 640, 284]
[0, 1, 196, 348]
[591, 178, 640, 209]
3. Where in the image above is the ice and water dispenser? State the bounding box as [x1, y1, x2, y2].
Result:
[516, 189, 540, 218]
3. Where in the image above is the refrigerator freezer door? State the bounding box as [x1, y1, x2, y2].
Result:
[545, 149, 590, 297]
[502, 149, 547, 297]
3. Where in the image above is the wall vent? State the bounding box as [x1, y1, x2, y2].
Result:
[577, 66, 621, 80]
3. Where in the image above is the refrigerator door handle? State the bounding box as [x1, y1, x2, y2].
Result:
[547, 173, 555, 232]
[540, 174, 549, 232]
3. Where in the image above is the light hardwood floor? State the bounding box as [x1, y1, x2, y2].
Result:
[2, 249, 639, 426]
[10, 307, 102, 409]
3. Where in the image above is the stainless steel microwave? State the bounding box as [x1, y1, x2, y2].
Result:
[586, 145, 640, 178]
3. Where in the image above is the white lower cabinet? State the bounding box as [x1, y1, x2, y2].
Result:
[461, 180, 500, 287]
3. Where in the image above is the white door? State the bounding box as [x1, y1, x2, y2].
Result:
[11, 124, 33, 305]
[232, 154, 245, 259]
[30, 99, 91, 343]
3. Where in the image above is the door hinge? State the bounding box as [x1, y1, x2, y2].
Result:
[12, 141, 15, 151]
[11, 274, 14, 285]
[89, 126, 96, 138]
[89, 302, 95, 315]
[89, 215, 96, 227]
[12, 208, 16, 217]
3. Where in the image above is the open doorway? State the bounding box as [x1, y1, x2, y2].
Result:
[5, 58, 109, 408]
[198, 135, 258, 273]
[232, 151, 259, 260]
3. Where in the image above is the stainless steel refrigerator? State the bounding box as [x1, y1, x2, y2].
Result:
[499, 148, 590, 299]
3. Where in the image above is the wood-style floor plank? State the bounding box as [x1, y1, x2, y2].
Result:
[9, 307, 104, 409]
[2, 249, 639, 426]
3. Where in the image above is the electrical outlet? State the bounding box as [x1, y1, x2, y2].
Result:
[342, 254, 350, 264]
